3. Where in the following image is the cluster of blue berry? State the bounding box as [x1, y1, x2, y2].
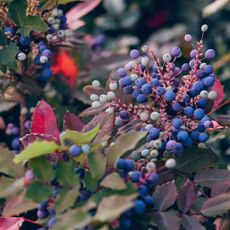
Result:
[89, 24, 217, 168]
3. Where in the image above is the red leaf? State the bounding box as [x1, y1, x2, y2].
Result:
[66, 0, 101, 30]
[51, 50, 79, 88]
[31, 100, 60, 140]
[0, 217, 24, 230]
[63, 111, 85, 131]
[211, 79, 224, 110]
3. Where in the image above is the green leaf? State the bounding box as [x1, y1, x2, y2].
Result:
[60, 125, 100, 148]
[13, 141, 61, 164]
[56, 161, 79, 186]
[93, 194, 137, 222]
[0, 43, 17, 69]
[9, 0, 48, 35]
[0, 29, 7, 45]
[26, 181, 52, 202]
[100, 173, 127, 190]
[87, 152, 106, 180]
[84, 172, 98, 192]
[176, 148, 218, 174]
[30, 156, 55, 181]
[107, 131, 147, 165]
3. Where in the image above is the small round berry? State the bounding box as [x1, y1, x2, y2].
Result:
[190, 50, 198, 58]
[148, 172, 159, 183]
[181, 63, 190, 72]
[119, 76, 132, 87]
[51, 8, 59, 16]
[150, 111, 160, 121]
[184, 34, 192, 42]
[139, 111, 149, 121]
[136, 94, 147, 103]
[165, 158, 176, 169]
[130, 49, 140, 59]
[141, 45, 149, 53]
[145, 124, 153, 131]
[204, 65, 214, 74]
[116, 158, 126, 169]
[117, 68, 126, 77]
[129, 171, 142, 182]
[92, 101, 101, 108]
[177, 130, 189, 142]
[109, 82, 118, 91]
[194, 108, 205, 120]
[166, 140, 177, 150]
[172, 118, 182, 129]
[69, 145, 82, 157]
[141, 149, 150, 157]
[107, 91, 116, 101]
[141, 83, 152, 94]
[172, 102, 182, 112]
[99, 94, 107, 104]
[105, 107, 114, 115]
[200, 90, 208, 98]
[92, 80, 100, 88]
[134, 200, 146, 214]
[164, 90, 176, 102]
[171, 47, 181, 57]
[90, 94, 99, 101]
[208, 91, 217, 100]
[47, 17, 55, 24]
[42, 49, 52, 58]
[156, 87, 166, 96]
[199, 132, 209, 143]
[37, 210, 48, 219]
[57, 30, 65, 38]
[152, 140, 162, 149]
[149, 127, 160, 140]
[150, 149, 159, 157]
[39, 56, 48, 64]
[205, 49, 216, 59]
[146, 162, 156, 172]
[135, 78, 146, 88]
[16, 52, 27, 61]
[46, 34, 54, 41]
[81, 144, 90, 154]
[184, 106, 194, 116]
[162, 53, 172, 62]
[130, 73, 138, 81]
[20, 107, 28, 115]
[141, 56, 150, 66]
[201, 24, 208, 32]
[65, 29, 73, 37]
[119, 110, 129, 120]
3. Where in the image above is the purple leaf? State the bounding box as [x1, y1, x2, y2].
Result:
[211, 181, 230, 197]
[79, 104, 107, 117]
[177, 179, 198, 214]
[181, 215, 205, 230]
[63, 111, 85, 131]
[151, 211, 181, 230]
[153, 182, 177, 211]
[83, 85, 104, 97]
[201, 193, 230, 217]
[194, 169, 230, 188]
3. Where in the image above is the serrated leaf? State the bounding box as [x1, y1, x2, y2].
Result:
[177, 179, 198, 213]
[107, 131, 147, 165]
[56, 160, 79, 186]
[60, 125, 100, 148]
[153, 182, 177, 211]
[26, 181, 52, 202]
[93, 194, 137, 222]
[0, 42, 17, 69]
[194, 169, 230, 188]
[13, 141, 61, 164]
[30, 156, 55, 181]
[9, 0, 48, 35]
[176, 148, 218, 174]
[201, 193, 230, 217]
[100, 173, 127, 190]
[181, 215, 205, 230]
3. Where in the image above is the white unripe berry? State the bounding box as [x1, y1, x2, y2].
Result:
[92, 80, 100, 88]
[29, 107, 35, 113]
[141, 56, 150, 66]
[47, 17, 55, 24]
[208, 91, 217, 100]
[20, 107, 28, 115]
[52, 24, 60, 30]
[92, 101, 101, 108]
[17, 52, 27, 61]
[109, 82, 118, 91]
[150, 149, 159, 157]
[65, 30, 73, 37]
[90, 94, 99, 101]
[39, 56, 48, 64]
[141, 149, 150, 157]
[146, 162, 156, 172]
[51, 8, 59, 17]
[58, 9, 63, 16]
[46, 34, 54, 41]
[201, 24, 208, 32]
[145, 124, 153, 131]
[99, 94, 108, 104]
[124, 63, 132, 71]
[200, 90, 208, 98]
[165, 158, 176, 169]
[81, 144, 90, 154]
[200, 63, 207, 70]
[139, 111, 149, 121]
[128, 60, 136, 67]
[130, 73, 138, 81]
[55, 18, 61, 24]
[57, 30, 65, 38]
[141, 45, 149, 53]
[5, 128, 12, 135]
[105, 107, 114, 115]
[150, 111, 160, 121]
[163, 53, 172, 62]
[152, 140, 162, 149]
[107, 91, 116, 101]
[115, 117, 125, 126]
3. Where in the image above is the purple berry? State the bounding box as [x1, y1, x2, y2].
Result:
[41, 49, 52, 57]
[184, 34, 192, 42]
[181, 63, 190, 72]
[190, 50, 198, 58]
[69, 145, 82, 157]
[119, 110, 129, 120]
[130, 49, 140, 59]
[117, 68, 126, 77]
[205, 49, 216, 59]
[170, 47, 181, 57]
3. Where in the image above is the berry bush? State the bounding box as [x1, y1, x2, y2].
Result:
[0, 0, 230, 230]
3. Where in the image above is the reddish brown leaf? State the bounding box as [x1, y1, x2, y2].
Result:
[211, 181, 230, 197]
[79, 104, 107, 117]
[211, 78, 224, 110]
[181, 215, 205, 230]
[214, 217, 230, 230]
[151, 211, 181, 230]
[0, 217, 24, 230]
[83, 85, 104, 97]
[153, 182, 177, 211]
[31, 100, 60, 139]
[177, 179, 198, 213]
[63, 111, 85, 131]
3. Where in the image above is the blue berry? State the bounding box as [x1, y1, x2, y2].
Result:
[199, 132, 209, 142]
[138, 185, 148, 196]
[184, 106, 194, 116]
[203, 76, 215, 87]
[147, 172, 159, 184]
[177, 130, 189, 142]
[42, 68, 53, 79]
[193, 81, 204, 93]
[181, 63, 190, 71]
[170, 47, 181, 57]
[4, 27, 15, 35]
[121, 218, 132, 229]
[119, 110, 129, 120]
[197, 98, 208, 108]
[123, 85, 133, 94]
[136, 94, 147, 103]
[149, 127, 160, 140]
[194, 108, 205, 120]
[141, 83, 152, 94]
[151, 78, 160, 87]
[119, 76, 132, 87]
[19, 36, 31, 47]
[164, 90, 176, 102]
[190, 131, 199, 142]
[132, 89, 140, 98]
[172, 118, 182, 129]
[117, 68, 126, 77]
[69, 145, 82, 157]
[129, 171, 141, 182]
[135, 78, 146, 88]
[134, 200, 146, 214]
[41, 49, 52, 57]
[197, 123, 206, 132]
[37, 209, 48, 219]
[172, 103, 181, 112]
[156, 87, 166, 96]
[126, 160, 135, 171]
[38, 200, 49, 210]
[11, 138, 20, 150]
[144, 195, 154, 206]
[204, 65, 213, 74]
